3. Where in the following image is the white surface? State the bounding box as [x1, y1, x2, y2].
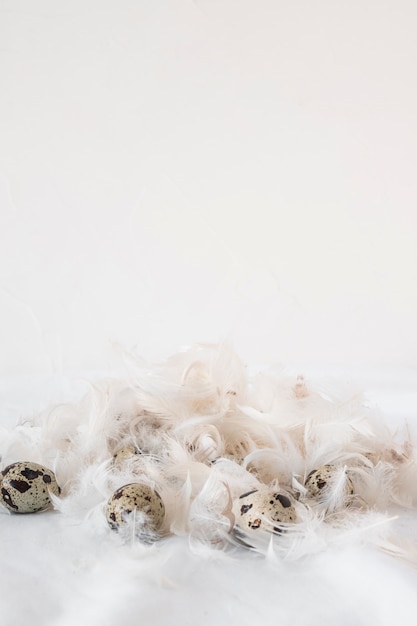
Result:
[1, 0, 417, 375]
[1, 370, 417, 626]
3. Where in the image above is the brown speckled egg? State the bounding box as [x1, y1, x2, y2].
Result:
[112, 446, 141, 465]
[305, 465, 354, 500]
[0, 461, 61, 513]
[106, 483, 165, 537]
[233, 488, 297, 537]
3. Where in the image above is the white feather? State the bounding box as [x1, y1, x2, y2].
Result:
[0, 343, 415, 566]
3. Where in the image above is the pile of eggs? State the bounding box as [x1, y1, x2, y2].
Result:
[0, 453, 354, 545]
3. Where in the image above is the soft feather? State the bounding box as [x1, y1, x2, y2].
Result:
[0, 343, 415, 563]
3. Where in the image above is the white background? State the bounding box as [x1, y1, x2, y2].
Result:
[1, 0, 417, 376]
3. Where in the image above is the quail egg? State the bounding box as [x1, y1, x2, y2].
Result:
[112, 446, 141, 465]
[232, 488, 297, 540]
[106, 483, 165, 538]
[0, 461, 61, 513]
[305, 465, 354, 501]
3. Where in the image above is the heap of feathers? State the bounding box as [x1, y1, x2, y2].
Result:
[1, 343, 416, 560]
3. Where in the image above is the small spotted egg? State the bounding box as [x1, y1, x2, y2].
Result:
[0, 461, 61, 513]
[112, 446, 141, 465]
[232, 488, 297, 537]
[305, 465, 354, 500]
[106, 483, 165, 537]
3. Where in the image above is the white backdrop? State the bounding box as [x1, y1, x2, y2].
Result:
[1, 0, 417, 375]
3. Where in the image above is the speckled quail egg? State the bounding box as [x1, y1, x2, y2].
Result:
[304, 465, 354, 501]
[0, 461, 61, 513]
[112, 446, 141, 465]
[232, 488, 297, 539]
[106, 483, 165, 537]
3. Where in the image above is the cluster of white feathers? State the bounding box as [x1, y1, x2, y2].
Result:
[1, 343, 416, 561]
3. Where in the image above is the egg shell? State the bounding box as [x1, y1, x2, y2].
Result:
[0, 461, 61, 513]
[305, 465, 354, 500]
[112, 446, 141, 465]
[106, 483, 165, 535]
[233, 488, 297, 536]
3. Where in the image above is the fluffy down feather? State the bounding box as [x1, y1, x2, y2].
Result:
[0, 343, 415, 562]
